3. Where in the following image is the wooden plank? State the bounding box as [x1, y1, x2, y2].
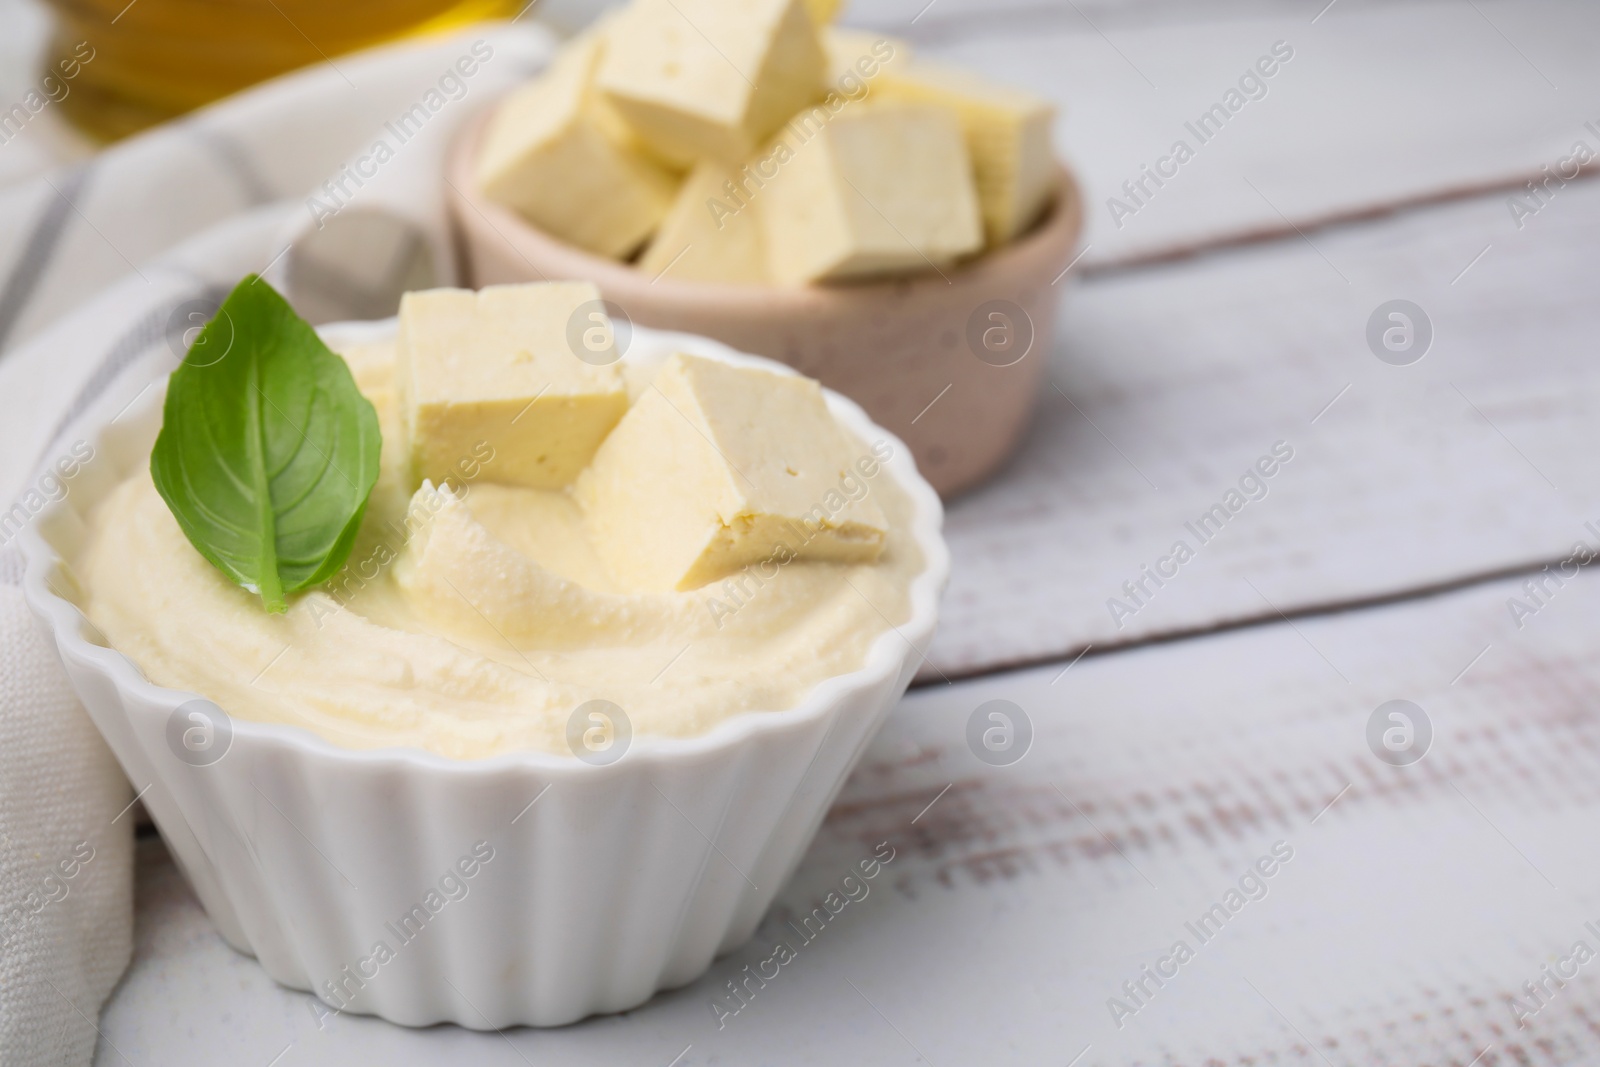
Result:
[96, 566, 1600, 1065]
[849, 0, 1600, 267]
[927, 174, 1600, 677]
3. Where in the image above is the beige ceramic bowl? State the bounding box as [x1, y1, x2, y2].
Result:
[446, 108, 1084, 497]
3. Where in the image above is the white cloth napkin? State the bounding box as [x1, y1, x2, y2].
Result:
[0, 21, 555, 1064]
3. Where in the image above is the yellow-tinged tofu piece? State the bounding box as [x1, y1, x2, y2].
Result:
[477, 34, 679, 258]
[876, 61, 1057, 245]
[397, 283, 629, 491]
[822, 28, 910, 86]
[575, 12, 689, 172]
[596, 0, 827, 166]
[805, 0, 845, 24]
[576, 353, 887, 592]
[758, 102, 982, 286]
[638, 160, 770, 285]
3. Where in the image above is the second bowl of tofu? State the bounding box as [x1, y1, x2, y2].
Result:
[444, 6, 1083, 497]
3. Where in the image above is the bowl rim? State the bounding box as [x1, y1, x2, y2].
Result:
[447, 99, 1086, 310]
[19, 318, 950, 778]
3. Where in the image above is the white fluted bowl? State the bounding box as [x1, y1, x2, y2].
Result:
[19, 319, 948, 1028]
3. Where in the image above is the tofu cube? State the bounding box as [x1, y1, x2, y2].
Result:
[805, 0, 844, 24]
[876, 61, 1057, 245]
[477, 34, 680, 258]
[822, 28, 911, 86]
[397, 283, 629, 491]
[576, 353, 887, 592]
[596, 0, 827, 166]
[638, 160, 770, 285]
[758, 102, 983, 286]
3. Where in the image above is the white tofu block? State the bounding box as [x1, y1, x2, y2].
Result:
[821, 28, 911, 87]
[758, 102, 983, 286]
[596, 0, 827, 166]
[397, 283, 628, 491]
[477, 34, 680, 258]
[576, 353, 888, 592]
[638, 160, 770, 285]
[876, 61, 1057, 245]
[805, 0, 844, 24]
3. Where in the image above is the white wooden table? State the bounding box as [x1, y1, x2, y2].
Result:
[6, 0, 1597, 1062]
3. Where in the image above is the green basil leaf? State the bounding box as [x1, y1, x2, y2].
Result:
[150, 275, 381, 613]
